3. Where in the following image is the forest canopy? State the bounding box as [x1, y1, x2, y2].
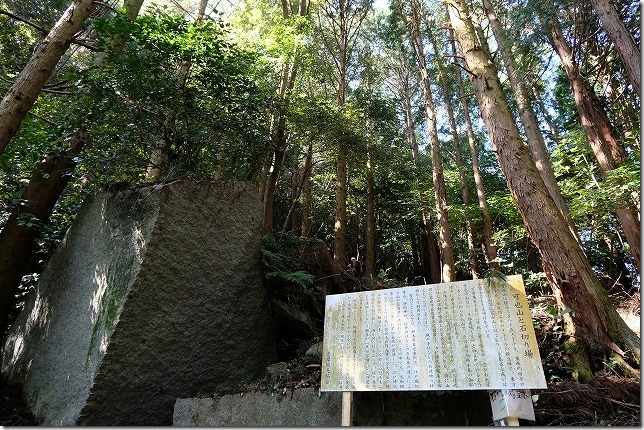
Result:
[0, 0, 640, 384]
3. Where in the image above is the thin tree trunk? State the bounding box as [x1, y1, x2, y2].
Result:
[428, 26, 478, 279]
[145, 0, 206, 182]
[546, 13, 640, 274]
[0, 0, 97, 153]
[282, 145, 313, 233]
[196, 0, 209, 18]
[0, 133, 86, 336]
[317, 0, 367, 267]
[448, 21, 499, 271]
[332, 30, 349, 266]
[395, 53, 439, 284]
[482, 0, 580, 245]
[263, 145, 287, 235]
[333, 144, 348, 265]
[531, 80, 561, 144]
[589, 0, 640, 95]
[421, 219, 442, 284]
[448, 0, 640, 379]
[301, 150, 313, 238]
[290, 171, 299, 232]
[263, 0, 309, 236]
[408, 0, 455, 282]
[365, 150, 376, 278]
[409, 220, 420, 277]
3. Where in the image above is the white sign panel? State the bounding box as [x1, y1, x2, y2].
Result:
[321, 275, 547, 391]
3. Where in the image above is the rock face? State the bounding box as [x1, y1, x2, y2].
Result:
[1, 181, 278, 425]
[173, 388, 342, 426]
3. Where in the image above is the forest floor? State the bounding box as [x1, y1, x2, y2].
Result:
[527, 290, 640, 426]
[0, 291, 640, 426]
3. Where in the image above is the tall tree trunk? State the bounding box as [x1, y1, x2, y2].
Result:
[589, 0, 640, 96]
[0, 1, 144, 339]
[546, 13, 640, 274]
[408, 0, 455, 282]
[394, 46, 442, 284]
[409, 220, 420, 277]
[448, 21, 499, 271]
[0, 0, 97, 153]
[421, 219, 442, 284]
[282, 144, 313, 233]
[531, 80, 561, 144]
[365, 150, 376, 278]
[332, 39, 349, 267]
[289, 171, 300, 232]
[301, 143, 314, 238]
[262, 0, 309, 234]
[0, 133, 86, 336]
[317, 0, 368, 267]
[448, 0, 640, 380]
[428, 26, 478, 279]
[333, 144, 348, 265]
[145, 0, 208, 182]
[482, 0, 580, 245]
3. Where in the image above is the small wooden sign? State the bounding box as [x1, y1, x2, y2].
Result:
[320, 275, 547, 392]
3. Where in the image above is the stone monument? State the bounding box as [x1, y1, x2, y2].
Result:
[1, 180, 278, 425]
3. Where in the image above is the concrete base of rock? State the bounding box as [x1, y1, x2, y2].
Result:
[173, 388, 342, 426]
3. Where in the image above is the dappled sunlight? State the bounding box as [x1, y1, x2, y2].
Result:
[91, 264, 109, 323]
[2, 289, 52, 376]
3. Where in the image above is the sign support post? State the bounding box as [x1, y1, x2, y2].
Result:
[341, 391, 353, 426]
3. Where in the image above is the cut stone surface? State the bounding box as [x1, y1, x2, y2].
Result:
[1, 181, 278, 425]
[173, 388, 342, 426]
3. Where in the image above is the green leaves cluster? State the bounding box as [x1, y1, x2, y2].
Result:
[76, 8, 272, 183]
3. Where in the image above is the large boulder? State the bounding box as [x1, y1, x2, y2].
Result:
[1, 180, 278, 425]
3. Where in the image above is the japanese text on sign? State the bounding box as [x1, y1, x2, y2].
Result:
[321, 275, 547, 391]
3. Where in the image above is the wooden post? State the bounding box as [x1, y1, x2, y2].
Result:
[341, 391, 353, 426]
[506, 417, 520, 426]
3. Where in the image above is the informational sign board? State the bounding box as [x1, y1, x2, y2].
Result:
[320, 275, 547, 391]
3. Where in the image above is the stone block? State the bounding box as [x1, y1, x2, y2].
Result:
[173, 388, 342, 426]
[2, 181, 277, 425]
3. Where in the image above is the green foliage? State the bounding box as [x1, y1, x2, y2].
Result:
[261, 232, 322, 312]
[75, 8, 272, 184]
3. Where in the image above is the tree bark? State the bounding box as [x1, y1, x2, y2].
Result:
[448, 0, 640, 377]
[408, 0, 455, 282]
[0, 133, 86, 336]
[589, 0, 640, 95]
[546, 13, 640, 274]
[448, 21, 499, 271]
[482, 0, 580, 245]
[0, 0, 97, 154]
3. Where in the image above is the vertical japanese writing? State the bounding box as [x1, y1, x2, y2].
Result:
[320, 276, 544, 392]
